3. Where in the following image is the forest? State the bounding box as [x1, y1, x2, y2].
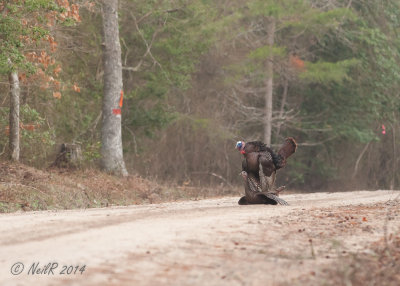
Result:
[1, 0, 399, 192]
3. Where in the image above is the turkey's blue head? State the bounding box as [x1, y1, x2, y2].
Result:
[236, 141, 246, 154]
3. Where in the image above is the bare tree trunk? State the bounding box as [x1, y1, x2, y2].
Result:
[263, 18, 275, 146]
[351, 141, 370, 180]
[276, 76, 288, 139]
[100, 0, 128, 176]
[390, 120, 396, 190]
[8, 59, 20, 162]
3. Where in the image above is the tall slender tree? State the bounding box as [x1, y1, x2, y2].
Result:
[1, 6, 20, 161]
[100, 0, 128, 176]
[1, 1, 76, 162]
[263, 18, 275, 146]
[8, 60, 20, 161]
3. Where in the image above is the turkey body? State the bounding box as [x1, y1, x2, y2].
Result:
[241, 149, 276, 192]
[237, 138, 297, 205]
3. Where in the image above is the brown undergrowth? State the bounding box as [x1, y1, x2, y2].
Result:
[0, 161, 239, 213]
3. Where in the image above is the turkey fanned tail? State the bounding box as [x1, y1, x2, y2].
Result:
[274, 137, 297, 170]
[239, 171, 289, 206]
[261, 192, 289, 206]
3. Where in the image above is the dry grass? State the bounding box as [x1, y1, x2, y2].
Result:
[0, 161, 240, 213]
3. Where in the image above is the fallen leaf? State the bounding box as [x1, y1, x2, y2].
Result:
[73, 83, 80, 92]
[53, 91, 61, 99]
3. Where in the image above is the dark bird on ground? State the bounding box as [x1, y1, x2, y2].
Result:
[236, 137, 297, 193]
[235, 138, 297, 205]
[238, 171, 289, 205]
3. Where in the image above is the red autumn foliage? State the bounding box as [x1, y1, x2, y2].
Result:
[290, 55, 306, 71]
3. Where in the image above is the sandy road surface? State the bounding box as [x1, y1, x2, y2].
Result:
[0, 190, 399, 286]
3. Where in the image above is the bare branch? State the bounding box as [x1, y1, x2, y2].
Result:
[296, 136, 338, 146]
[192, 171, 233, 187]
[127, 11, 162, 72]
[122, 63, 143, 72]
[352, 142, 371, 179]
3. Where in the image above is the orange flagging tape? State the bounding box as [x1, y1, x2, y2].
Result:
[119, 90, 124, 108]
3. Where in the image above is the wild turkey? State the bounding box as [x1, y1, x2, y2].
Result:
[236, 137, 297, 192]
[236, 138, 296, 205]
[238, 171, 289, 205]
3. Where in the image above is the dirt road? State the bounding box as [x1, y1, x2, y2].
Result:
[0, 190, 399, 286]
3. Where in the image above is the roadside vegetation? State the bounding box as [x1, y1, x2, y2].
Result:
[1, 0, 399, 191]
[0, 161, 239, 213]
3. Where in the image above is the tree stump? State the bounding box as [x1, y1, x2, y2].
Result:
[51, 143, 82, 168]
